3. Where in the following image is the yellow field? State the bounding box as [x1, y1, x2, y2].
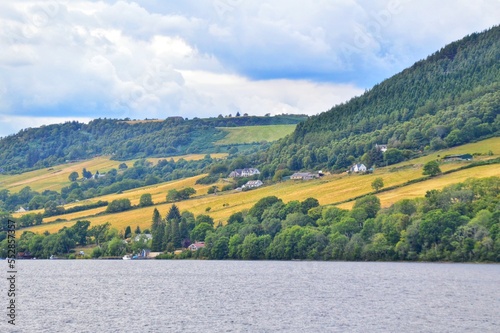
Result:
[337, 163, 500, 210]
[0, 153, 227, 193]
[17, 137, 500, 234]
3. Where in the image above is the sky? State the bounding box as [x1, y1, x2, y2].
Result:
[0, 0, 499, 137]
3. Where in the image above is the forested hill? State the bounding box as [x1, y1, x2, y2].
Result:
[263, 25, 500, 171]
[0, 115, 306, 173]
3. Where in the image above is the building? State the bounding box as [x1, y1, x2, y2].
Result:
[188, 242, 206, 251]
[242, 180, 263, 188]
[15, 207, 27, 213]
[290, 172, 319, 180]
[442, 154, 473, 162]
[134, 234, 153, 242]
[375, 144, 388, 152]
[350, 163, 367, 173]
[228, 168, 261, 178]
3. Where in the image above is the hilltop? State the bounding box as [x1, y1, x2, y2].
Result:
[0, 114, 306, 174]
[263, 25, 500, 172]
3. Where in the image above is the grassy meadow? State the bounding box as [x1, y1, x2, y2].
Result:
[0, 153, 227, 193]
[216, 125, 296, 145]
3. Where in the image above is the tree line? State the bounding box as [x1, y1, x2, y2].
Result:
[153, 177, 500, 262]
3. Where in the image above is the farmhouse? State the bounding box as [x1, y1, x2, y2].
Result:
[290, 172, 319, 180]
[188, 242, 206, 251]
[242, 180, 263, 188]
[375, 144, 388, 152]
[15, 206, 27, 213]
[350, 163, 367, 173]
[134, 234, 153, 242]
[229, 168, 261, 178]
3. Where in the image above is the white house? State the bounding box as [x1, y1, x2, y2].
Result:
[15, 207, 27, 213]
[375, 144, 388, 152]
[290, 172, 319, 180]
[229, 168, 261, 178]
[242, 180, 263, 188]
[350, 163, 367, 173]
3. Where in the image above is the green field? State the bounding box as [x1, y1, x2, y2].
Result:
[215, 125, 296, 145]
[0, 153, 227, 193]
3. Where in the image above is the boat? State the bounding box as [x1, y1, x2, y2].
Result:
[122, 254, 132, 260]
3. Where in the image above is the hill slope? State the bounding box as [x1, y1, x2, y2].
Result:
[0, 115, 306, 173]
[19, 137, 500, 234]
[264, 25, 500, 172]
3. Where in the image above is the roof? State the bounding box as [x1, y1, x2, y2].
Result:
[246, 180, 263, 185]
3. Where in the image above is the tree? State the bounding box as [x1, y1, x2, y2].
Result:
[371, 177, 384, 191]
[106, 199, 131, 213]
[166, 189, 179, 202]
[190, 223, 213, 242]
[383, 148, 404, 165]
[353, 195, 381, 219]
[139, 193, 153, 207]
[166, 204, 182, 221]
[82, 168, 92, 179]
[151, 208, 164, 251]
[68, 171, 79, 182]
[423, 161, 441, 176]
[124, 226, 132, 239]
[107, 237, 126, 256]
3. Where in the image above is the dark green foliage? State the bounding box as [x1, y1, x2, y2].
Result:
[0, 116, 305, 173]
[172, 177, 500, 262]
[264, 26, 500, 172]
[139, 193, 153, 207]
[166, 204, 181, 221]
[68, 171, 79, 182]
[124, 226, 132, 239]
[166, 187, 196, 202]
[44, 200, 108, 218]
[371, 177, 384, 191]
[423, 161, 442, 176]
[106, 199, 131, 213]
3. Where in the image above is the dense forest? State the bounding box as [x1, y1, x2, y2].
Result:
[0, 115, 306, 173]
[259, 25, 500, 173]
[2, 177, 498, 262]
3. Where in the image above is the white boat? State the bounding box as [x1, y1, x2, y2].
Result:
[122, 254, 132, 260]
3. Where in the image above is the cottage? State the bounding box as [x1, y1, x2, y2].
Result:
[15, 207, 27, 213]
[134, 234, 153, 242]
[228, 168, 261, 178]
[242, 180, 263, 188]
[290, 172, 318, 180]
[350, 163, 367, 173]
[375, 144, 388, 152]
[188, 242, 206, 251]
[93, 172, 106, 180]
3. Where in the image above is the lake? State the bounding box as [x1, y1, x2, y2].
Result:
[3, 261, 499, 332]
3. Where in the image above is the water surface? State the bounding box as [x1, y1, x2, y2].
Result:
[3, 261, 499, 332]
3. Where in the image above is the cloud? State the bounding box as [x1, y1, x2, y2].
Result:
[0, 0, 498, 137]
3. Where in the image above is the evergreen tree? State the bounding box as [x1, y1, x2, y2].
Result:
[124, 226, 132, 239]
[166, 204, 181, 221]
[151, 208, 165, 251]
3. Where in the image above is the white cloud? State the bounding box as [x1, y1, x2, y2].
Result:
[0, 0, 499, 137]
